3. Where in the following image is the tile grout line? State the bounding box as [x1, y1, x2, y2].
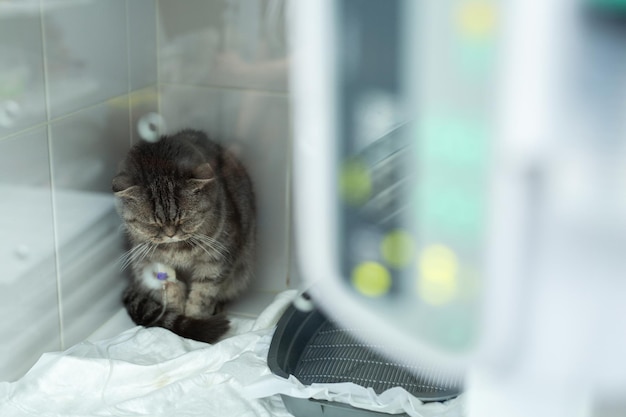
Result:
[0, 122, 50, 142]
[285, 107, 294, 288]
[159, 81, 290, 97]
[0, 86, 157, 143]
[125, 0, 133, 145]
[39, 0, 65, 351]
[155, 0, 161, 116]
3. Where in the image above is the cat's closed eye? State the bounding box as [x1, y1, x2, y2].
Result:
[130, 221, 160, 235]
[178, 220, 197, 233]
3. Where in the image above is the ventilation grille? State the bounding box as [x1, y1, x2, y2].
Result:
[294, 320, 462, 399]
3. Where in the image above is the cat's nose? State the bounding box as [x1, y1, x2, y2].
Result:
[164, 226, 177, 237]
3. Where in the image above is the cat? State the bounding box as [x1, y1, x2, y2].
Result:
[112, 129, 256, 343]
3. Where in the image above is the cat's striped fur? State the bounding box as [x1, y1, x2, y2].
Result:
[112, 129, 256, 343]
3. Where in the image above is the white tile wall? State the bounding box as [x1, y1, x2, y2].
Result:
[43, 0, 129, 119]
[156, 0, 294, 295]
[128, 0, 158, 90]
[0, 127, 61, 381]
[50, 99, 131, 193]
[158, 0, 288, 92]
[158, 84, 222, 134]
[49, 99, 131, 347]
[0, 0, 159, 380]
[0, 1, 47, 138]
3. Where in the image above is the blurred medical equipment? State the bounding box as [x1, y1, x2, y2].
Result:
[290, 1, 626, 417]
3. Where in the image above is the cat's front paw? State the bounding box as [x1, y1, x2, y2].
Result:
[184, 302, 217, 319]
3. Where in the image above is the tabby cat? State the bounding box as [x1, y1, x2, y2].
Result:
[112, 129, 256, 343]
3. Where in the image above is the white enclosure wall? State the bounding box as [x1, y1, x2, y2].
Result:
[0, 0, 295, 382]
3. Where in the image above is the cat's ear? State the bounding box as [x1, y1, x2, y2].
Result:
[112, 174, 140, 200]
[188, 163, 214, 192]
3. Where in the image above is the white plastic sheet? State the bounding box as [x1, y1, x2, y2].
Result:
[244, 375, 464, 417]
[0, 290, 464, 417]
[0, 291, 297, 417]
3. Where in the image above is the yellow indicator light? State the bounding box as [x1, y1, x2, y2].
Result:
[418, 245, 459, 305]
[458, 1, 496, 39]
[340, 159, 372, 205]
[381, 230, 416, 268]
[352, 262, 392, 297]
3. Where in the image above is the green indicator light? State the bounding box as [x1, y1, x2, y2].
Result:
[381, 230, 416, 268]
[339, 159, 372, 206]
[352, 262, 392, 297]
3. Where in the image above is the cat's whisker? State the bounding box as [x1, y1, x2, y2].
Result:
[192, 235, 225, 256]
[118, 243, 148, 270]
[190, 238, 213, 257]
[190, 236, 227, 259]
[135, 242, 155, 266]
[120, 257, 135, 271]
[120, 251, 142, 271]
[119, 242, 142, 260]
[189, 236, 211, 253]
[148, 242, 159, 258]
[191, 234, 231, 256]
[121, 242, 154, 270]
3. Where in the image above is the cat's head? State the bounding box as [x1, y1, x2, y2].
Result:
[112, 163, 215, 244]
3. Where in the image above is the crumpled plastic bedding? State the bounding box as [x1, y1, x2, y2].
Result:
[0, 290, 463, 417]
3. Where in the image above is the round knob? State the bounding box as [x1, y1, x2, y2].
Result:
[0, 100, 21, 128]
[137, 112, 166, 143]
